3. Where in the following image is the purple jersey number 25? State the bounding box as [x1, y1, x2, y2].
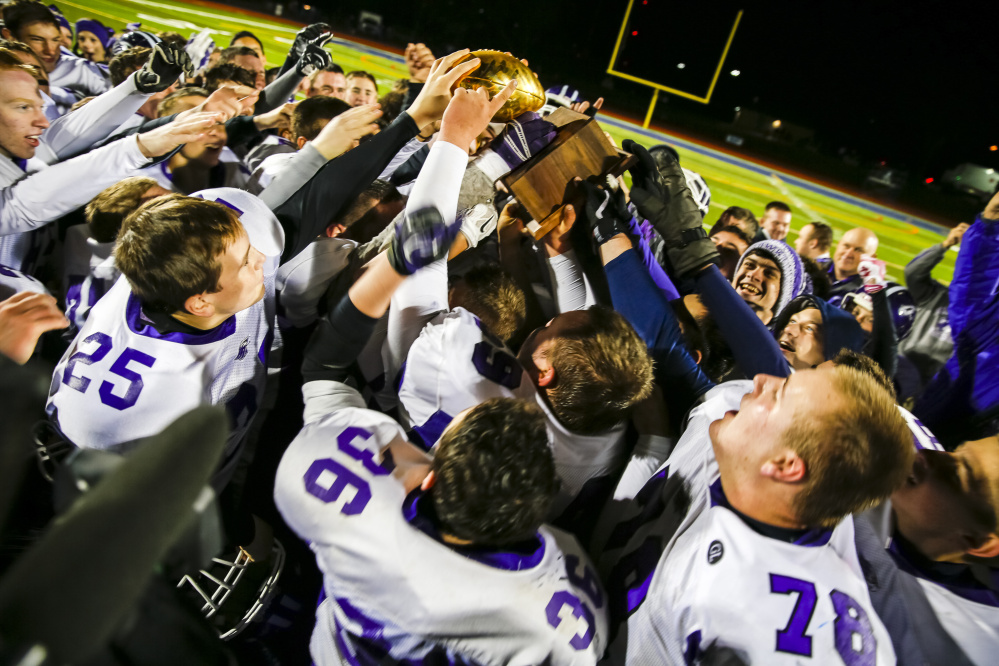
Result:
[769, 573, 876, 666]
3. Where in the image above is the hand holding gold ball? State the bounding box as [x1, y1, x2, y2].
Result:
[452, 50, 546, 122]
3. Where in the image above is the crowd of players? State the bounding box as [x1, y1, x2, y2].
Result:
[0, 0, 997, 663]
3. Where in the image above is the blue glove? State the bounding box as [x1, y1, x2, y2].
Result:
[386, 207, 461, 275]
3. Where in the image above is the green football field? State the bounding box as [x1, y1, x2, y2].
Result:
[54, 0, 960, 283]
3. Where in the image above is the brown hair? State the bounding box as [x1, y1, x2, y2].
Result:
[85, 177, 162, 243]
[346, 70, 377, 87]
[432, 398, 556, 545]
[108, 46, 151, 87]
[784, 364, 913, 527]
[546, 305, 654, 434]
[114, 194, 243, 314]
[291, 94, 349, 142]
[0, 43, 43, 79]
[454, 264, 526, 342]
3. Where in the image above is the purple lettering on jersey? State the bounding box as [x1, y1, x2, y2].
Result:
[471, 339, 521, 390]
[566, 554, 604, 609]
[65, 277, 84, 326]
[410, 410, 454, 450]
[303, 459, 371, 515]
[830, 589, 877, 666]
[99, 347, 156, 410]
[545, 590, 596, 650]
[62, 331, 113, 393]
[331, 595, 486, 666]
[337, 427, 392, 475]
[769, 574, 816, 657]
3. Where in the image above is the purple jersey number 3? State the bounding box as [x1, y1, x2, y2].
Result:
[769, 574, 876, 666]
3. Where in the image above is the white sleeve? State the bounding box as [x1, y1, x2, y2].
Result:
[613, 435, 674, 500]
[42, 73, 150, 159]
[546, 249, 596, 312]
[381, 140, 468, 377]
[375, 137, 425, 182]
[0, 136, 150, 238]
[302, 380, 367, 425]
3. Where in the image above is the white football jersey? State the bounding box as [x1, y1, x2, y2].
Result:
[62, 224, 119, 330]
[396, 307, 627, 517]
[866, 500, 999, 666]
[49, 52, 110, 97]
[275, 380, 609, 666]
[46, 189, 284, 475]
[595, 381, 894, 665]
[0, 263, 49, 299]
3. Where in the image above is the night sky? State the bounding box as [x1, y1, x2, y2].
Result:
[339, 0, 997, 174]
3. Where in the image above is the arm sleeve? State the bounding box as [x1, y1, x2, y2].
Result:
[272, 112, 421, 263]
[605, 249, 715, 413]
[948, 215, 999, 336]
[222, 116, 264, 150]
[254, 66, 302, 114]
[867, 289, 899, 379]
[302, 294, 380, 384]
[546, 249, 597, 312]
[626, 217, 680, 301]
[694, 265, 791, 378]
[257, 142, 327, 211]
[44, 73, 150, 159]
[904, 243, 947, 304]
[614, 435, 674, 500]
[376, 137, 425, 183]
[382, 140, 469, 377]
[402, 82, 424, 111]
[1, 137, 150, 237]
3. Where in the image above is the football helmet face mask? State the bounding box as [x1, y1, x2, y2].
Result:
[541, 84, 582, 116]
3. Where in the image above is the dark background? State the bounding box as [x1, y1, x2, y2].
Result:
[257, 0, 998, 217]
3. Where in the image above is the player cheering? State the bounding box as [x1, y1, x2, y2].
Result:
[276, 76, 609, 664]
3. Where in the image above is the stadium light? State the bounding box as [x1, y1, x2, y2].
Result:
[677, 63, 686, 69]
[772, 119, 781, 128]
[991, 145, 998, 151]
[730, 69, 740, 76]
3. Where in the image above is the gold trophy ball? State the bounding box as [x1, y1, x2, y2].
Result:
[454, 50, 546, 123]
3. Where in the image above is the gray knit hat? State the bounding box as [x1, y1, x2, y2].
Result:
[734, 240, 811, 317]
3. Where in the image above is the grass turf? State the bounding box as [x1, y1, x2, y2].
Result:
[55, 0, 960, 283]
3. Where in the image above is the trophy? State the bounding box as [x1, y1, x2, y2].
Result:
[501, 108, 636, 240]
[457, 50, 635, 240]
[454, 50, 546, 122]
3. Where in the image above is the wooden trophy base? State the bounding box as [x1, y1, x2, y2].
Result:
[500, 108, 636, 240]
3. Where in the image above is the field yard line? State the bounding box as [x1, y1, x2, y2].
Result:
[768, 173, 824, 222]
[596, 115, 947, 236]
[119, 0, 298, 32]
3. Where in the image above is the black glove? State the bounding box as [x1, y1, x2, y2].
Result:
[386, 207, 461, 275]
[296, 43, 332, 77]
[135, 42, 194, 94]
[623, 138, 718, 278]
[291, 22, 333, 59]
[580, 179, 631, 245]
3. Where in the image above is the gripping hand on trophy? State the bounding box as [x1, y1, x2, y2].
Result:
[406, 49, 483, 133]
[624, 139, 718, 279]
[438, 79, 518, 152]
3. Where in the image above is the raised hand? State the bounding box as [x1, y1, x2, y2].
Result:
[291, 23, 334, 58]
[405, 42, 435, 83]
[0, 292, 69, 364]
[858, 257, 887, 293]
[943, 222, 970, 248]
[253, 101, 298, 132]
[135, 42, 195, 93]
[312, 104, 382, 160]
[386, 206, 461, 275]
[406, 49, 482, 131]
[135, 111, 226, 158]
[579, 179, 632, 245]
[296, 43, 332, 76]
[438, 79, 517, 152]
[624, 139, 717, 278]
